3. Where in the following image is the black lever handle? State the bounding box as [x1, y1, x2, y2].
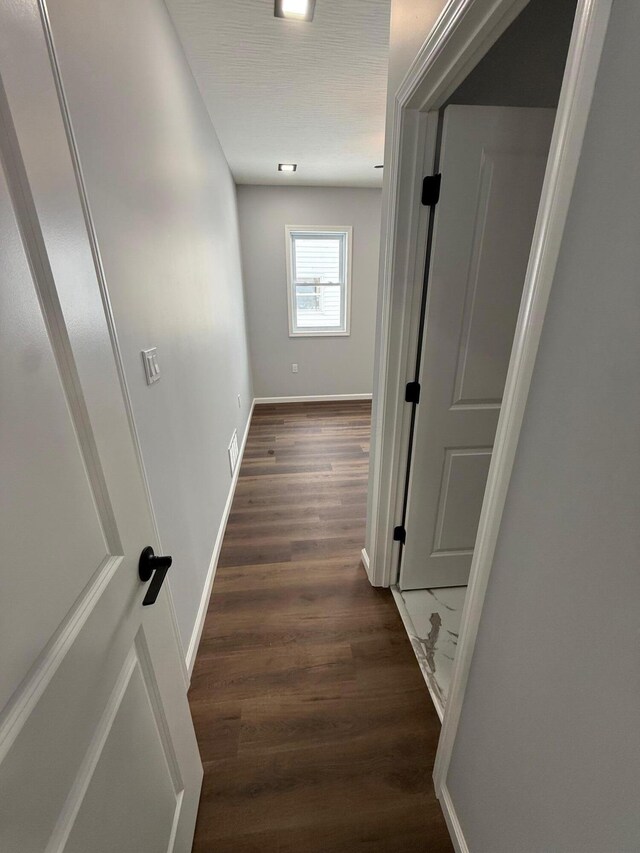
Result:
[139, 546, 172, 606]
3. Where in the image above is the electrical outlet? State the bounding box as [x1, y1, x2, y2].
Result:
[237, 394, 241, 408]
[292, 363, 298, 373]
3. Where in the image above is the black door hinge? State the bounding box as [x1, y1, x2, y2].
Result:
[405, 381, 421, 404]
[421, 173, 442, 207]
[393, 525, 406, 544]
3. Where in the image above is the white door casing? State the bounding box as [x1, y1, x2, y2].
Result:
[0, 4, 202, 851]
[400, 106, 554, 590]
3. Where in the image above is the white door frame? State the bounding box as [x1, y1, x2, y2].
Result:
[367, 0, 612, 847]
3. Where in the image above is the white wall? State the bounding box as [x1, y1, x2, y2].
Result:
[46, 0, 253, 656]
[448, 2, 640, 849]
[237, 186, 381, 398]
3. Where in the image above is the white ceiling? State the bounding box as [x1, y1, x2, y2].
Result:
[165, 0, 391, 187]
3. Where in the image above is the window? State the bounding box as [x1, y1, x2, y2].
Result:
[286, 226, 352, 336]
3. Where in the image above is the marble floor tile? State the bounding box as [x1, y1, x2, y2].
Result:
[393, 586, 467, 719]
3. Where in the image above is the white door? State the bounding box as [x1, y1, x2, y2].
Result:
[400, 106, 555, 590]
[0, 5, 202, 852]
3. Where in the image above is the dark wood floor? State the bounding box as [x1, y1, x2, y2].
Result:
[189, 401, 452, 852]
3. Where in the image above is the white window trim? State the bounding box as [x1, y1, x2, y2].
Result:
[285, 225, 353, 337]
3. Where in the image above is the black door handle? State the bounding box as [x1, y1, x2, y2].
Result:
[139, 546, 172, 606]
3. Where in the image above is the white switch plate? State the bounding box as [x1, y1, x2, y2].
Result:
[142, 348, 160, 385]
[292, 363, 298, 373]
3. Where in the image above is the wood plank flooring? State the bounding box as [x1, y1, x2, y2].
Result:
[189, 401, 453, 852]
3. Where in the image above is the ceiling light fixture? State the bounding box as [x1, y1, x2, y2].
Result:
[278, 163, 297, 172]
[274, 0, 316, 22]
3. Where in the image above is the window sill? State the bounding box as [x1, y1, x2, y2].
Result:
[289, 330, 351, 338]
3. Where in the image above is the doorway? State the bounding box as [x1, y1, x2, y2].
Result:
[391, 0, 579, 718]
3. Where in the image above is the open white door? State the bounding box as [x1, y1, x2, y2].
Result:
[400, 106, 554, 591]
[0, 6, 202, 852]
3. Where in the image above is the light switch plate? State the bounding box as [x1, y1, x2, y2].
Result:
[142, 348, 160, 385]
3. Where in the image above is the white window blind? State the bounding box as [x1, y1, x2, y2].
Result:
[286, 227, 351, 336]
[294, 237, 342, 283]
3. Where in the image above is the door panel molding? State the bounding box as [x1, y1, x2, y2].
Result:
[58, 649, 181, 852]
[433, 447, 492, 554]
[44, 648, 139, 853]
[0, 79, 122, 556]
[133, 629, 184, 794]
[0, 556, 123, 766]
[451, 150, 495, 407]
[453, 146, 551, 410]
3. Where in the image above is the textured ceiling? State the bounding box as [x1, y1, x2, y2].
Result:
[165, 0, 391, 186]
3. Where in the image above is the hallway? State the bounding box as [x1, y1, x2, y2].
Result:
[188, 401, 452, 851]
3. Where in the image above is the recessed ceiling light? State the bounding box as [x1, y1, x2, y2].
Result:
[278, 163, 297, 172]
[274, 0, 316, 22]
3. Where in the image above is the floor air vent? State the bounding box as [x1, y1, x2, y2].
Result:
[228, 429, 239, 475]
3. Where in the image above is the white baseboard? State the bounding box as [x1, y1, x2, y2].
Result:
[360, 547, 370, 572]
[185, 399, 255, 676]
[438, 782, 469, 853]
[254, 393, 372, 404]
